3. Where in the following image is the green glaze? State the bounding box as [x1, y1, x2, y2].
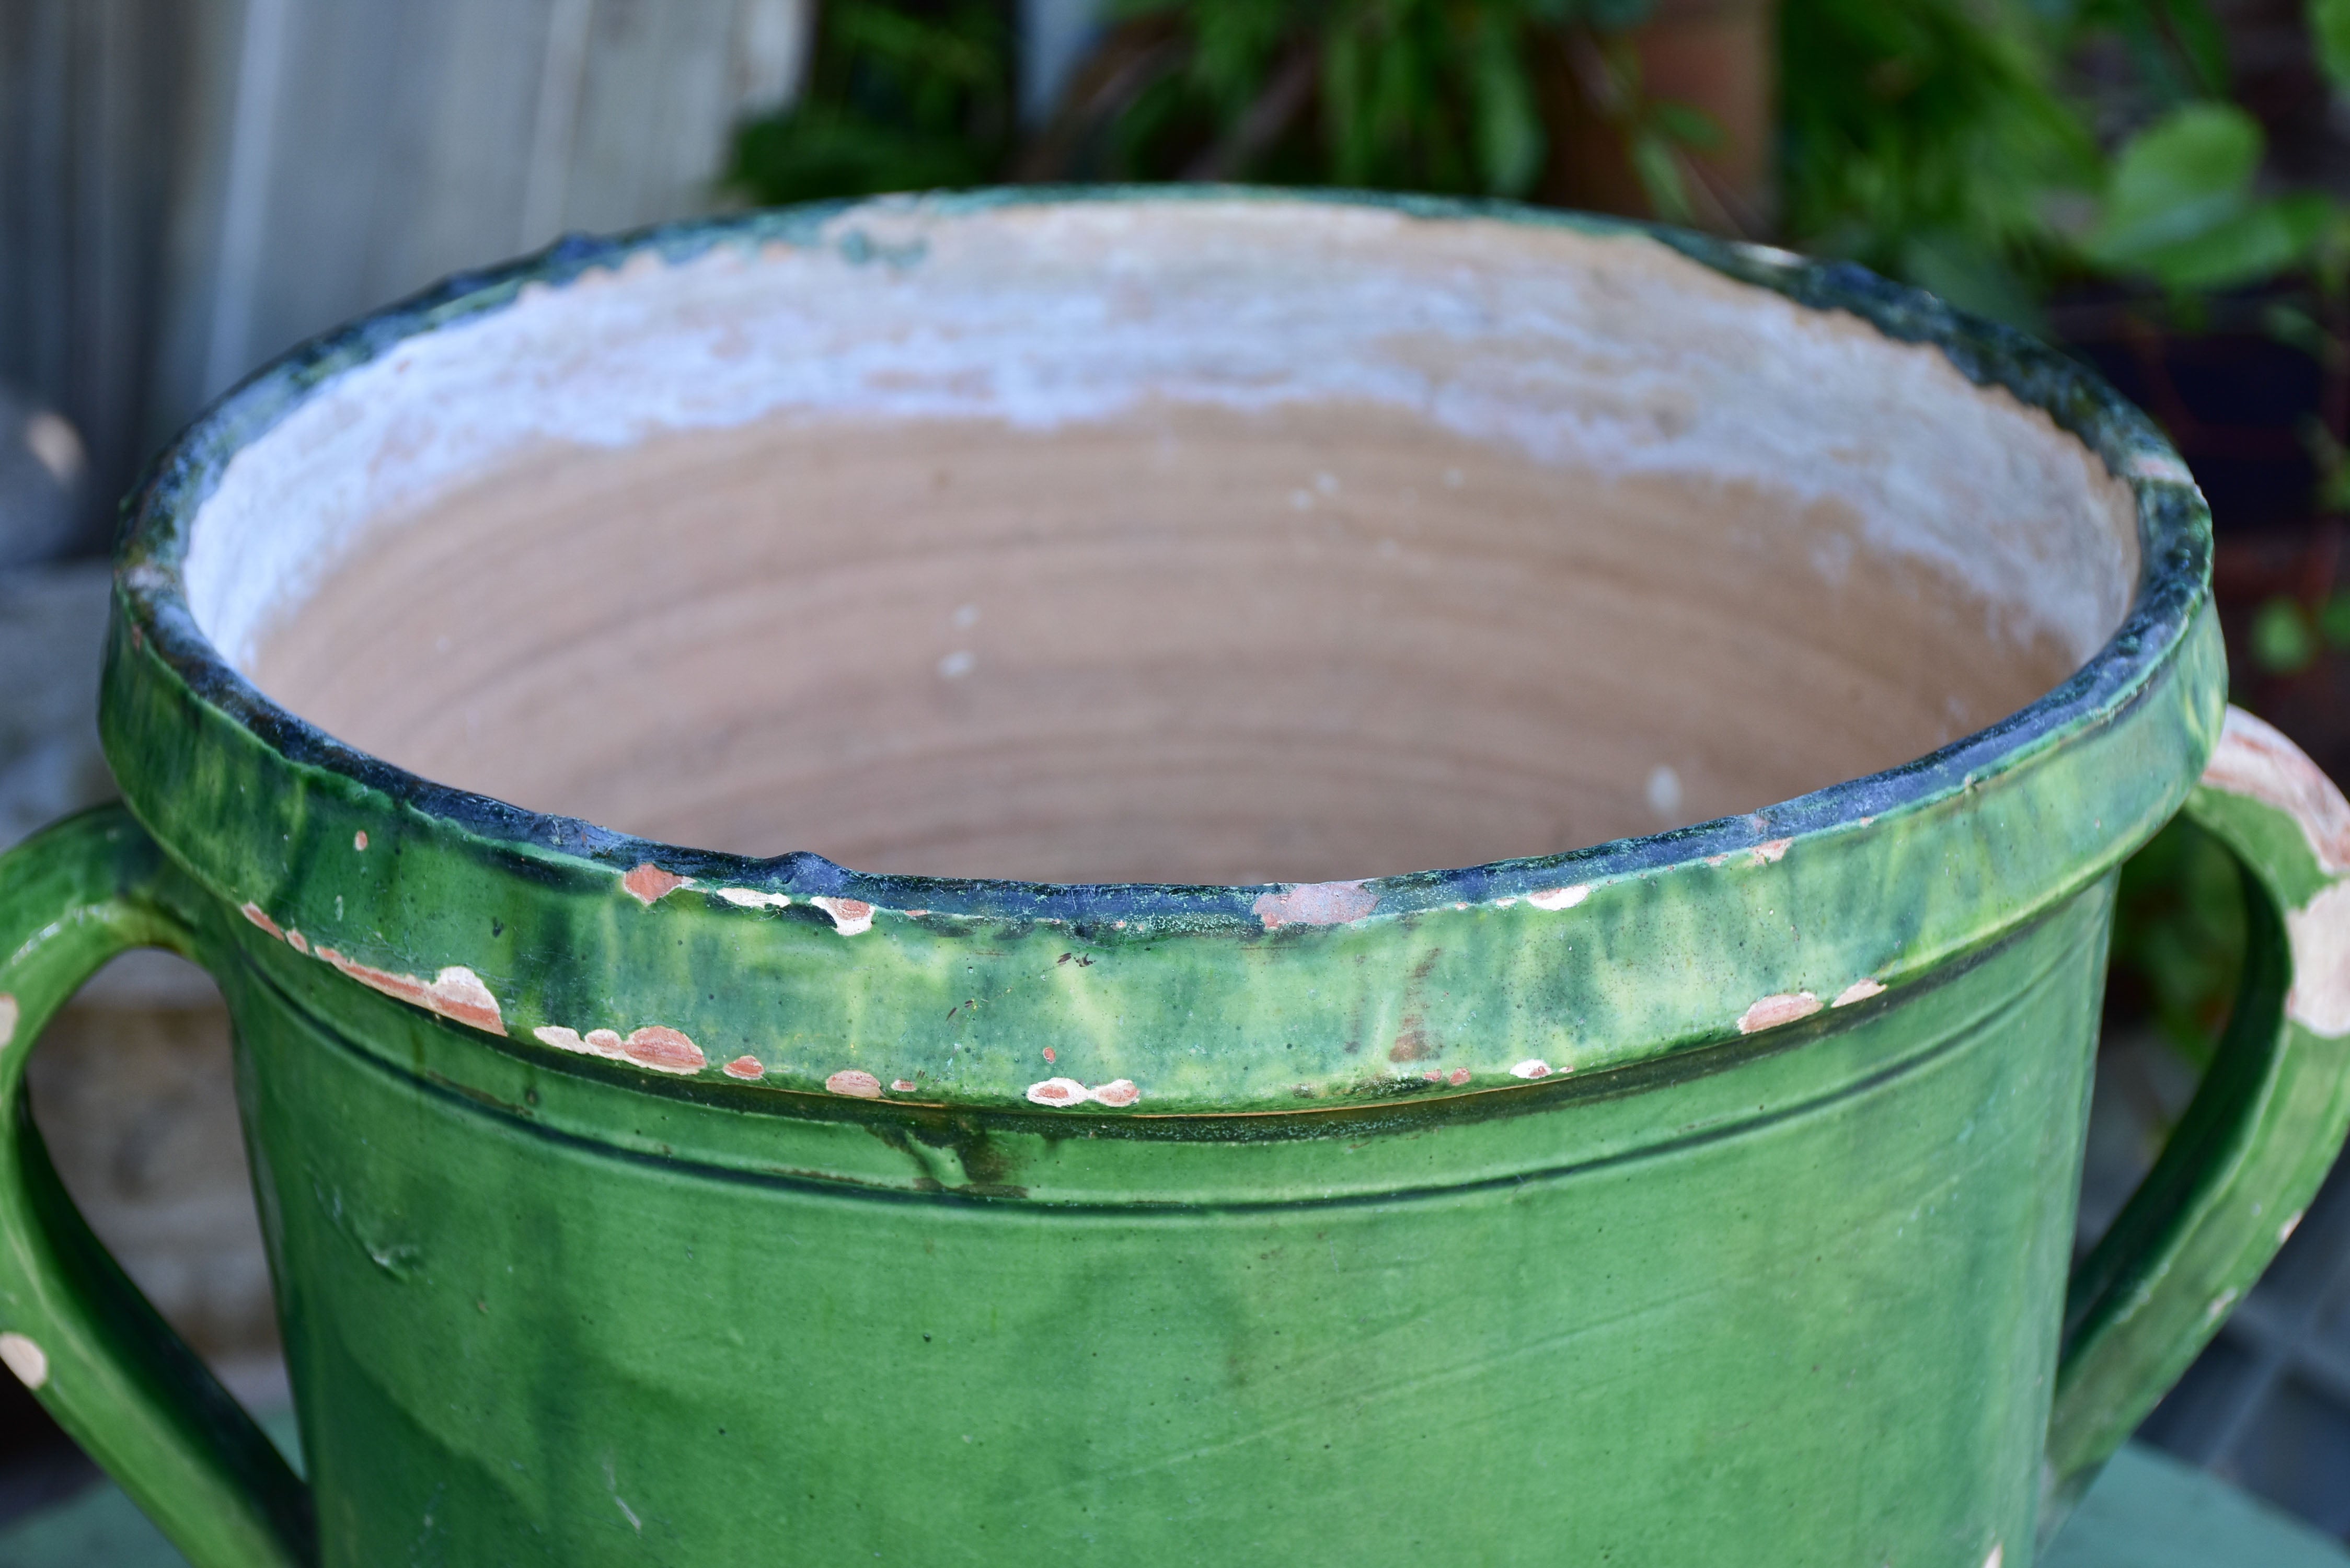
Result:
[0, 190, 2342, 1564]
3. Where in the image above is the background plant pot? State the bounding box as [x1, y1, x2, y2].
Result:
[1539, 0, 1779, 234]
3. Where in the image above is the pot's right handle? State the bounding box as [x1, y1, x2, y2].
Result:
[0, 804, 312, 1566]
[2044, 706, 2350, 1532]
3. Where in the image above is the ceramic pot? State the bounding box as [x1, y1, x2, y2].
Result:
[3, 192, 2347, 1567]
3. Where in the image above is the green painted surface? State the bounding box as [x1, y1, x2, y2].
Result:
[10, 1440, 2336, 1568]
[0, 193, 2340, 1564]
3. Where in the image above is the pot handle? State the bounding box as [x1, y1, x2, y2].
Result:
[0, 804, 313, 1567]
[2044, 706, 2350, 1530]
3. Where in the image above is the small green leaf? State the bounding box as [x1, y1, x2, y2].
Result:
[2086, 102, 2264, 264]
[2265, 301, 2331, 358]
[1470, 17, 1545, 197]
[2251, 596, 2320, 674]
[1900, 233, 2046, 332]
[1631, 132, 1694, 224]
[2316, 0, 2350, 97]
[1650, 100, 1724, 151]
[2115, 191, 2330, 293]
[2320, 592, 2350, 648]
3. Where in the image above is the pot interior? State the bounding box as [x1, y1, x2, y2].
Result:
[188, 200, 2141, 885]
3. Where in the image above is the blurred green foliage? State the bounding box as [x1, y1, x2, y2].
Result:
[730, 0, 1711, 209]
[728, 0, 1014, 203]
[2247, 590, 2350, 676]
[2111, 817, 2245, 1069]
[1777, 0, 2095, 326]
[1097, 0, 1589, 195]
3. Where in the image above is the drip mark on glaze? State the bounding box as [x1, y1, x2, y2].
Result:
[1253, 880, 1378, 930]
[534, 1024, 705, 1075]
[1737, 992, 1822, 1034]
[622, 863, 694, 905]
[810, 897, 874, 936]
[1526, 886, 1589, 912]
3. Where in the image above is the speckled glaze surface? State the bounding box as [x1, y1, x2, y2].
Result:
[2, 190, 2348, 1567]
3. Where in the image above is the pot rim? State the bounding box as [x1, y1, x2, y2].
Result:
[111, 186, 2212, 930]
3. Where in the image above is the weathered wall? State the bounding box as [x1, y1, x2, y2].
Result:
[0, 0, 808, 551]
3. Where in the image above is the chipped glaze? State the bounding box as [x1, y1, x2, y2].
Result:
[1251, 880, 1378, 929]
[533, 1023, 704, 1075]
[1020, 1076, 1142, 1108]
[2285, 881, 2350, 1036]
[1737, 992, 1822, 1034]
[243, 900, 505, 1035]
[621, 863, 694, 905]
[2200, 708, 2350, 875]
[0, 1331, 48, 1390]
[808, 896, 873, 936]
[9, 190, 2346, 1567]
[713, 887, 792, 910]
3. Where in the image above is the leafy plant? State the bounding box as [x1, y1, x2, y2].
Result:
[2247, 589, 2350, 675]
[2082, 102, 2333, 295]
[732, 0, 1694, 209]
[1778, 0, 2098, 325]
[2054, 0, 2350, 590]
[1038, 0, 1581, 194]
[730, 0, 1015, 204]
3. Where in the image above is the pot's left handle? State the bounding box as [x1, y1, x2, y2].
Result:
[0, 804, 313, 1567]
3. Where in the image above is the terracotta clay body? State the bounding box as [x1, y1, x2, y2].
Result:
[246, 209, 2131, 883]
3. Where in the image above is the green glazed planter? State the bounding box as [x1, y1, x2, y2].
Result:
[4, 191, 2350, 1567]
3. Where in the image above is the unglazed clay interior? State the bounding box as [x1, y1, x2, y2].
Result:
[192, 200, 2142, 884]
